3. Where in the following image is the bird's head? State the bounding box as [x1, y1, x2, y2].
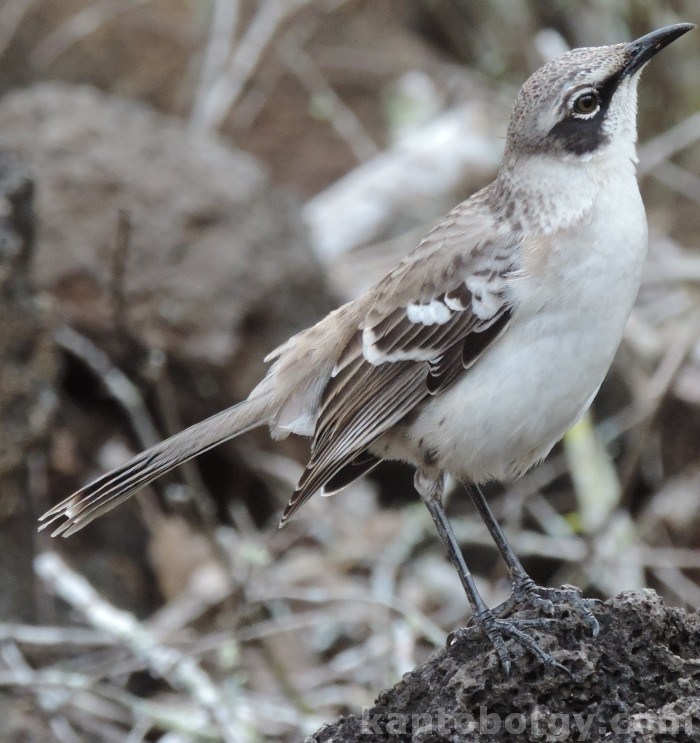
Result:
[505, 24, 694, 162]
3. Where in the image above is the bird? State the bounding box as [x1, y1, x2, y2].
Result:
[40, 24, 694, 673]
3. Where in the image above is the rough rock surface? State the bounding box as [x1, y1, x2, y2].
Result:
[310, 590, 700, 742]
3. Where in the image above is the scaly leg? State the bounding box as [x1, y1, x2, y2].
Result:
[415, 471, 571, 676]
[464, 482, 599, 637]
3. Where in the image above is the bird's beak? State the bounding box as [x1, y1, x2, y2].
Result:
[622, 23, 695, 77]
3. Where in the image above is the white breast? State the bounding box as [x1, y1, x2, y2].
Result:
[391, 156, 648, 482]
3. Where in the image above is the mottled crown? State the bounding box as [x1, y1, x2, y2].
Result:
[505, 42, 635, 156]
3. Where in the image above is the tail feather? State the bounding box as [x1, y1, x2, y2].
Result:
[279, 450, 382, 527]
[39, 394, 274, 537]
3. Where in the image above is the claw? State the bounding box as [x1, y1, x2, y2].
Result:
[478, 610, 513, 674]
[449, 581, 600, 675]
[449, 609, 572, 676]
[587, 612, 600, 638]
[502, 657, 512, 678]
[498, 622, 574, 679]
[492, 580, 600, 638]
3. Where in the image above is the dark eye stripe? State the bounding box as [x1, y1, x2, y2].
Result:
[548, 71, 624, 155]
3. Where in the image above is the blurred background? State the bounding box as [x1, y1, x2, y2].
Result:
[0, 1, 699, 741]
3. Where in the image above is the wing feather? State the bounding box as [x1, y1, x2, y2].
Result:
[283, 363, 427, 520]
[281, 201, 521, 524]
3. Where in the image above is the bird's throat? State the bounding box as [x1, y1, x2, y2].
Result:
[494, 150, 636, 236]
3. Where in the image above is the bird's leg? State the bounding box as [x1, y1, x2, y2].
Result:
[464, 482, 599, 637]
[415, 471, 570, 676]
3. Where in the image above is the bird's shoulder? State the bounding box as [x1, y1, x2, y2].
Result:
[358, 196, 521, 369]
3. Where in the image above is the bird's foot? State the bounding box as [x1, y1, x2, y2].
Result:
[447, 610, 572, 678]
[492, 578, 600, 638]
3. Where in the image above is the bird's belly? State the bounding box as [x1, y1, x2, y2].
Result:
[385, 209, 647, 482]
[407, 311, 612, 481]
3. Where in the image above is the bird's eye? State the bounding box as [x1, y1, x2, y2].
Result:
[572, 92, 599, 117]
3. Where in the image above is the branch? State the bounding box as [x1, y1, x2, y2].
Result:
[34, 552, 245, 743]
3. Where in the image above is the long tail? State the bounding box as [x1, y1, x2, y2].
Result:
[39, 394, 275, 537]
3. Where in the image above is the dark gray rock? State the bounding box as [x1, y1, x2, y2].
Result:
[310, 590, 700, 742]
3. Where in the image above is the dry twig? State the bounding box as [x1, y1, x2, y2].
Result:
[30, 0, 153, 69]
[0, 0, 37, 59]
[52, 325, 161, 451]
[35, 551, 246, 742]
[189, 0, 325, 133]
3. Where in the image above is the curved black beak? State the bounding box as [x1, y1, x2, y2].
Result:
[623, 23, 695, 76]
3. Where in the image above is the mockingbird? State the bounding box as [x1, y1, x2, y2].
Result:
[41, 24, 694, 673]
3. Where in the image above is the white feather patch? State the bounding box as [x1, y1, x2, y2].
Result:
[362, 325, 436, 365]
[444, 291, 469, 311]
[406, 300, 452, 325]
[465, 276, 501, 319]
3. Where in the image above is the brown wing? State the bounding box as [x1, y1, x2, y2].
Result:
[280, 208, 519, 523]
